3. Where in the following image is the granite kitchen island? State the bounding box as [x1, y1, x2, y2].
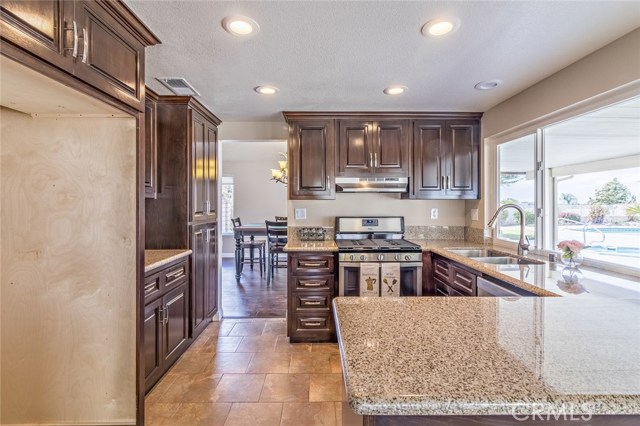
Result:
[333, 297, 640, 425]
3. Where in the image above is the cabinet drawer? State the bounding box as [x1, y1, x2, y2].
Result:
[450, 265, 476, 295]
[293, 275, 334, 291]
[290, 254, 335, 275]
[433, 258, 450, 282]
[164, 262, 188, 290]
[294, 313, 331, 331]
[144, 273, 162, 302]
[434, 277, 449, 297]
[293, 293, 331, 311]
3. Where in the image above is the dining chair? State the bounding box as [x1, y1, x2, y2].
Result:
[265, 219, 288, 285]
[231, 217, 266, 277]
[275, 216, 287, 222]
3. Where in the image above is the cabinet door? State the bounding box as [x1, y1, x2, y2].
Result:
[289, 120, 336, 200]
[445, 120, 479, 199]
[191, 226, 207, 337]
[143, 297, 163, 392]
[412, 120, 446, 198]
[163, 284, 189, 366]
[373, 120, 409, 176]
[144, 95, 158, 198]
[72, 1, 145, 111]
[191, 112, 207, 221]
[205, 123, 217, 219]
[337, 120, 373, 176]
[0, 0, 73, 71]
[205, 226, 217, 318]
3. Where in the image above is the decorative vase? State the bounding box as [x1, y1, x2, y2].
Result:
[561, 265, 583, 284]
[560, 252, 583, 268]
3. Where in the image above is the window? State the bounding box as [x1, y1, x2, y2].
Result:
[493, 95, 640, 272]
[221, 177, 234, 234]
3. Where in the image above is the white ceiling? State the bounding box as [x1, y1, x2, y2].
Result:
[125, 0, 640, 122]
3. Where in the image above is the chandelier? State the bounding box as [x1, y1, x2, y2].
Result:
[270, 152, 288, 186]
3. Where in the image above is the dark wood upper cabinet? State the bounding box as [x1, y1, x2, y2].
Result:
[286, 117, 336, 200]
[410, 118, 480, 199]
[0, 0, 159, 112]
[337, 119, 408, 177]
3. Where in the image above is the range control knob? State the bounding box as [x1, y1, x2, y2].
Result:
[394, 255, 400, 261]
[378, 254, 384, 261]
[360, 255, 366, 261]
[404, 255, 411, 261]
[349, 254, 354, 261]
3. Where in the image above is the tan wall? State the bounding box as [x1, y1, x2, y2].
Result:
[467, 28, 640, 229]
[289, 196, 465, 227]
[0, 108, 137, 424]
[218, 121, 288, 141]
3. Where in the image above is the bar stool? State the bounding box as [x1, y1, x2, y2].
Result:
[231, 217, 266, 277]
[265, 219, 288, 285]
[275, 216, 287, 222]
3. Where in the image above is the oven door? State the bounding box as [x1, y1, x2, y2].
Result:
[338, 262, 423, 297]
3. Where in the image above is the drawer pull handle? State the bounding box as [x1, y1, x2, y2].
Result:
[303, 300, 323, 305]
[300, 262, 324, 267]
[301, 281, 323, 287]
[166, 269, 185, 280]
[304, 322, 322, 326]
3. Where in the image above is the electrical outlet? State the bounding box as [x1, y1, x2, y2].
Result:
[471, 209, 479, 221]
[294, 208, 307, 220]
[430, 208, 438, 220]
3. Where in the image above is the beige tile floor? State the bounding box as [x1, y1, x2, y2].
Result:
[145, 318, 346, 426]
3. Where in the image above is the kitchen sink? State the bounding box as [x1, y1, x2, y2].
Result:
[447, 249, 508, 258]
[469, 256, 543, 265]
[446, 248, 544, 265]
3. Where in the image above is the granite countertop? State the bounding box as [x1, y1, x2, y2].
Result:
[284, 240, 338, 252]
[145, 249, 192, 272]
[333, 296, 640, 416]
[408, 239, 640, 298]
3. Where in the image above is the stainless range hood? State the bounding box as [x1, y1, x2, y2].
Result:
[335, 177, 409, 193]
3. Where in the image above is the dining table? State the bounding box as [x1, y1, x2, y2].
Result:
[233, 222, 287, 282]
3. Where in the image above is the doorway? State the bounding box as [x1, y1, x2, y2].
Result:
[219, 140, 288, 318]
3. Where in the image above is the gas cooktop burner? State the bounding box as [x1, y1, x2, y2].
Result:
[336, 238, 421, 252]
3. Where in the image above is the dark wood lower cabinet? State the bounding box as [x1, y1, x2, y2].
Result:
[288, 252, 337, 343]
[143, 256, 190, 393]
[191, 223, 217, 340]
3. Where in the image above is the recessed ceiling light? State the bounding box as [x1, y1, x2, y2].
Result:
[255, 85, 279, 95]
[474, 80, 502, 90]
[222, 16, 260, 36]
[383, 85, 407, 95]
[421, 16, 461, 37]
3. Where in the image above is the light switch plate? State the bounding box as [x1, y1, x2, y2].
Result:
[430, 208, 438, 220]
[294, 208, 307, 220]
[471, 209, 479, 221]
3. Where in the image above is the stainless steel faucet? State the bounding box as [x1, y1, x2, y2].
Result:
[487, 204, 530, 256]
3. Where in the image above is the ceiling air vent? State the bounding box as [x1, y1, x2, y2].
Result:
[155, 77, 200, 96]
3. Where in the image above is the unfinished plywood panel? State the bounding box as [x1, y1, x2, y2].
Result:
[0, 107, 137, 424]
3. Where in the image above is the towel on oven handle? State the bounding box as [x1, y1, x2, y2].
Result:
[381, 263, 400, 297]
[359, 263, 380, 297]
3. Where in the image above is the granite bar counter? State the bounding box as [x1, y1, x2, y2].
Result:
[334, 296, 640, 425]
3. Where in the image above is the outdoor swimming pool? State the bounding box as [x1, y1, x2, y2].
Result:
[571, 226, 640, 234]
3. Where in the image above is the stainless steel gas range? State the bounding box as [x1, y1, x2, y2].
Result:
[335, 216, 423, 297]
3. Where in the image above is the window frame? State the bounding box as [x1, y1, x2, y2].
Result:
[220, 176, 234, 236]
[485, 85, 640, 276]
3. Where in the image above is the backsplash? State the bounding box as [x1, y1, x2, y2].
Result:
[404, 226, 465, 240]
[464, 227, 492, 244]
[288, 226, 335, 243]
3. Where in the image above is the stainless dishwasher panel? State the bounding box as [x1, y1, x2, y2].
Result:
[477, 277, 534, 297]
